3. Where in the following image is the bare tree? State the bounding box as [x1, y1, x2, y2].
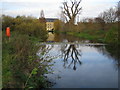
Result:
[116, 1, 120, 22]
[99, 7, 117, 23]
[59, 11, 67, 22]
[61, 0, 82, 24]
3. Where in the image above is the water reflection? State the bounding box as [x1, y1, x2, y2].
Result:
[38, 43, 119, 70]
[37, 43, 118, 88]
[93, 45, 119, 68]
[47, 32, 90, 43]
[61, 44, 82, 70]
[37, 44, 83, 71]
[36, 44, 56, 74]
[47, 32, 55, 42]
[47, 32, 119, 68]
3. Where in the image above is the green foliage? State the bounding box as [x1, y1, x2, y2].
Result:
[54, 20, 64, 32]
[2, 15, 47, 41]
[2, 15, 15, 31]
[104, 25, 118, 44]
[2, 15, 50, 88]
[15, 21, 47, 41]
[3, 31, 37, 88]
[2, 30, 52, 88]
[66, 30, 106, 43]
[31, 68, 38, 75]
[58, 20, 118, 44]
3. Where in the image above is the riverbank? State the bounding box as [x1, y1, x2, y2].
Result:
[55, 27, 118, 45]
[66, 31, 105, 43]
[2, 30, 53, 88]
[2, 15, 50, 88]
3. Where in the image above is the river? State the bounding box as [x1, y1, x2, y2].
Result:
[37, 32, 119, 88]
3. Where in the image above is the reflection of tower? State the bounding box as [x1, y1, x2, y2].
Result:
[39, 10, 46, 23]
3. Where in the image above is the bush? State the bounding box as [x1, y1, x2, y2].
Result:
[15, 21, 47, 41]
[2, 31, 52, 88]
[2, 32, 38, 88]
[2, 15, 50, 88]
[2, 15, 47, 42]
[104, 25, 118, 44]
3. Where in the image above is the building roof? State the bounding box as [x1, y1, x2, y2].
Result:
[46, 18, 58, 22]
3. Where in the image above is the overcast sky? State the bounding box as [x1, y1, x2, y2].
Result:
[1, 0, 119, 20]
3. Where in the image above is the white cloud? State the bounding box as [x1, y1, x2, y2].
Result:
[2, 0, 62, 3]
[79, 0, 118, 18]
[1, 0, 119, 19]
[2, 2, 60, 18]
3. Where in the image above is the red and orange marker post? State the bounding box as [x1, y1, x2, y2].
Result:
[6, 27, 10, 41]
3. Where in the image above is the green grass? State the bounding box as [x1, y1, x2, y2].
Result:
[66, 30, 105, 43]
[55, 28, 118, 44]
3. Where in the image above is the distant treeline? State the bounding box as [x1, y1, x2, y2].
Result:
[54, 6, 119, 44]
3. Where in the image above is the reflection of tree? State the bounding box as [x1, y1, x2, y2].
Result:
[61, 44, 82, 70]
[105, 45, 120, 67]
[38, 44, 54, 59]
[94, 45, 120, 68]
[36, 44, 55, 74]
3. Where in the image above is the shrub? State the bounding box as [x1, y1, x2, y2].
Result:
[104, 25, 118, 44]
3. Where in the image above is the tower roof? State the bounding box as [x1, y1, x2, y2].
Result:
[46, 18, 58, 22]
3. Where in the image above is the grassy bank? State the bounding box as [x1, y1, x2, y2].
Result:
[55, 30, 106, 43]
[55, 25, 118, 44]
[66, 30, 106, 43]
[2, 15, 52, 88]
[2, 31, 52, 88]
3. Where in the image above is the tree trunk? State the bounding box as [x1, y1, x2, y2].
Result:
[69, 17, 75, 25]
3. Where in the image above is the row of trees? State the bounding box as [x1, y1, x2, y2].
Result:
[2, 15, 47, 41]
[63, 0, 119, 24]
[53, 0, 119, 44]
[55, 4, 119, 31]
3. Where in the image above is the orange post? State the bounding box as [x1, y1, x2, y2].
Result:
[6, 27, 10, 37]
[6, 27, 10, 41]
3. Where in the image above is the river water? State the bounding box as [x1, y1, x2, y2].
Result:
[37, 33, 119, 88]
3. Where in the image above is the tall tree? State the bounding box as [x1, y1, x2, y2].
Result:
[61, 0, 82, 24]
[99, 7, 117, 23]
[116, 1, 120, 21]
